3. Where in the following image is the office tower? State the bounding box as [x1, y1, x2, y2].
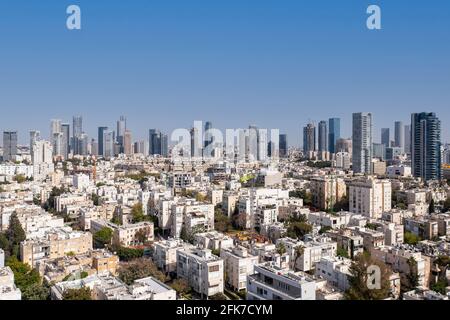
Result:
[246, 125, 258, 162]
[318, 121, 328, 152]
[303, 123, 316, 153]
[98, 127, 108, 156]
[204, 121, 213, 149]
[372, 143, 386, 161]
[394, 121, 404, 152]
[386, 147, 402, 161]
[279, 134, 288, 158]
[29, 130, 41, 155]
[328, 118, 341, 154]
[381, 128, 390, 147]
[32, 140, 53, 165]
[190, 127, 201, 157]
[78, 133, 89, 156]
[404, 125, 411, 154]
[72, 115, 83, 154]
[161, 133, 169, 157]
[411, 112, 442, 181]
[257, 128, 268, 161]
[52, 132, 63, 157]
[61, 123, 70, 159]
[72, 115, 83, 138]
[103, 130, 115, 158]
[134, 140, 148, 155]
[91, 139, 98, 156]
[2, 131, 18, 161]
[123, 130, 133, 155]
[117, 116, 127, 152]
[352, 112, 373, 174]
[149, 129, 160, 155]
[336, 138, 352, 154]
[50, 119, 62, 138]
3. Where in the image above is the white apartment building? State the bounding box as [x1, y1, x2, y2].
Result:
[349, 177, 392, 219]
[277, 236, 337, 272]
[220, 246, 259, 291]
[153, 238, 186, 275]
[176, 247, 224, 298]
[307, 211, 352, 230]
[247, 262, 316, 300]
[194, 231, 234, 252]
[0, 266, 22, 300]
[315, 256, 352, 292]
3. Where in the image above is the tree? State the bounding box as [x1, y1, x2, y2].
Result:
[118, 258, 167, 285]
[171, 278, 191, 296]
[91, 193, 100, 206]
[6, 257, 49, 300]
[135, 229, 150, 245]
[131, 203, 145, 223]
[276, 243, 286, 255]
[429, 199, 436, 214]
[22, 283, 50, 300]
[404, 231, 420, 245]
[403, 257, 420, 292]
[5, 213, 26, 259]
[63, 287, 92, 300]
[209, 293, 228, 300]
[345, 253, 391, 300]
[94, 227, 113, 247]
[14, 175, 27, 183]
[293, 245, 305, 271]
[114, 246, 144, 262]
[286, 221, 312, 240]
[337, 247, 350, 259]
[214, 210, 232, 233]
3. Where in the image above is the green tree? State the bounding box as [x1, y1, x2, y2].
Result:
[22, 283, 50, 300]
[6, 257, 49, 300]
[94, 227, 113, 247]
[214, 210, 232, 233]
[14, 175, 27, 183]
[293, 245, 305, 271]
[337, 247, 350, 258]
[114, 246, 144, 262]
[131, 203, 145, 223]
[118, 258, 167, 285]
[429, 199, 436, 214]
[209, 293, 228, 300]
[345, 253, 391, 300]
[170, 278, 191, 296]
[402, 257, 420, 292]
[6, 213, 26, 259]
[276, 243, 286, 255]
[286, 221, 312, 240]
[63, 287, 92, 300]
[404, 231, 420, 245]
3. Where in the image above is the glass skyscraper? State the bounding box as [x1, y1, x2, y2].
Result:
[328, 118, 340, 154]
[318, 121, 328, 152]
[352, 112, 373, 174]
[411, 112, 441, 181]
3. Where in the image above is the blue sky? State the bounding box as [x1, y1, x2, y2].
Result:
[0, 0, 449, 145]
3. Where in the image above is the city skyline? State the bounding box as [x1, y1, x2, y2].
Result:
[1, 1, 450, 145]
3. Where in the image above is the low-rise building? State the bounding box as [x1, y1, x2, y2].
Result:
[176, 247, 224, 298]
[220, 246, 259, 291]
[247, 262, 316, 300]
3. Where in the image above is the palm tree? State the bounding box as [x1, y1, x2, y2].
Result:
[294, 245, 305, 271]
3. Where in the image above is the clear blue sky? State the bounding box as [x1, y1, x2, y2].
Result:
[0, 0, 449, 146]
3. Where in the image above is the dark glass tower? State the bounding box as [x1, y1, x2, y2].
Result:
[411, 112, 441, 181]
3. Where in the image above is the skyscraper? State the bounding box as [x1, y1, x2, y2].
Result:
[29, 130, 41, 154]
[72, 115, 83, 155]
[394, 121, 404, 152]
[303, 123, 316, 153]
[352, 112, 373, 174]
[98, 127, 108, 156]
[404, 125, 411, 154]
[61, 123, 70, 159]
[190, 127, 201, 158]
[149, 129, 165, 156]
[381, 128, 390, 147]
[123, 130, 133, 155]
[117, 116, 127, 152]
[328, 118, 340, 154]
[279, 134, 288, 158]
[204, 121, 213, 149]
[318, 121, 328, 152]
[411, 112, 441, 182]
[161, 133, 169, 157]
[103, 130, 115, 158]
[2, 131, 18, 162]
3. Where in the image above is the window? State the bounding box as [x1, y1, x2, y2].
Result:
[209, 265, 220, 272]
